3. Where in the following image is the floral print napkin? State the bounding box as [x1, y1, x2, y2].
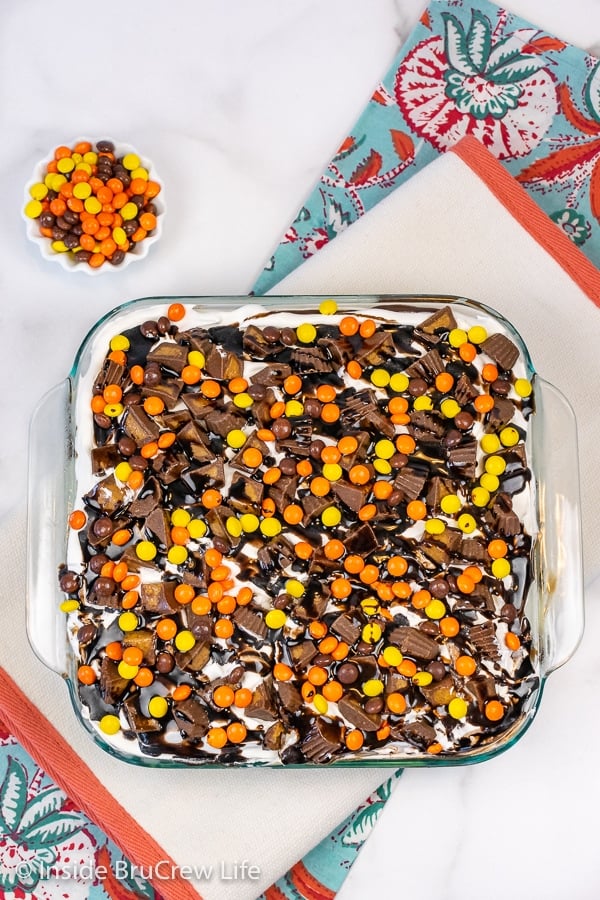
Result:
[253, 0, 600, 294]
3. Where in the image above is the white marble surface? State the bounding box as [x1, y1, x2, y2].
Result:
[1, 0, 600, 897]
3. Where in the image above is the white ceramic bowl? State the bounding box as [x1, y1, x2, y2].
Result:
[22, 138, 165, 274]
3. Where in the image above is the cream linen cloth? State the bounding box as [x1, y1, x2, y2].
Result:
[273, 150, 598, 581]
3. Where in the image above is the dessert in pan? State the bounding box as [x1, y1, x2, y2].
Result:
[54, 297, 544, 765]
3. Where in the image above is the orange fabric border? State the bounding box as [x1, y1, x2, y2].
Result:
[451, 135, 600, 307]
[0, 667, 204, 900]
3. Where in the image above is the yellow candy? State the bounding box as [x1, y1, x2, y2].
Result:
[29, 182, 48, 200]
[373, 459, 392, 475]
[104, 402, 123, 418]
[136, 540, 157, 561]
[51, 240, 68, 253]
[75, 161, 93, 174]
[313, 694, 329, 714]
[260, 517, 282, 537]
[448, 698, 469, 719]
[296, 323, 316, 344]
[360, 598, 379, 616]
[413, 396, 433, 411]
[226, 517, 242, 537]
[25, 200, 43, 219]
[321, 507, 341, 527]
[44, 173, 55, 189]
[118, 661, 139, 680]
[362, 623, 382, 644]
[471, 487, 490, 507]
[285, 400, 304, 417]
[413, 671, 433, 686]
[515, 378, 532, 398]
[319, 299, 337, 315]
[322, 463, 342, 482]
[467, 325, 487, 344]
[112, 226, 127, 246]
[123, 152, 141, 170]
[382, 646, 402, 666]
[485, 455, 506, 476]
[424, 518, 445, 535]
[492, 558, 511, 579]
[362, 678, 384, 697]
[481, 433, 501, 454]
[480, 473, 500, 493]
[99, 714, 121, 735]
[500, 427, 519, 447]
[440, 494, 461, 515]
[449, 328, 468, 347]
[73, 182, 92, 199]
[389, 373, 409, 392]
[168, 545, 188, 565]
[265, 609, 287, 629]
[375, 439, 395, 460]
[121, 202, 138, 221]
[118, 612, 138, 632]
[130, 166, 149, 181]
[71, 152, 82, 164]
[171, 508, 191, 527]
[148, 696, 169, 718]
[370, 369, 390, 387]
[114, 461, 132, 482]
[425, 599, 446, 620]
[188, 350, 205, 368]
[440, 398, 461, 418]
[82, 151, 98, 165]
[175, 630, 195, 652]
[457, 514, 476, 534]
[57, 156, 75, 173]
[285, 579, 305, 598]
[240, 513, 260, 533]
[233, 393, 253, 409]
[110, 334, 130, 351]
[50, 173, 67, 192]
[60, 599, 79, 613]
[187, 518, 207, 539]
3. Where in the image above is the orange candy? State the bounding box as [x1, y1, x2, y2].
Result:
[213, 685, 235, 708]
[316, 384, 336, 403]
[345, 730, 364, 751]
[338, 435, 358, 455]
[339, 316, 359, 336]
[273, 663, 294, 682]
[283, 374, 303, 394]
[455, 655, 477, 677]
[406, 500, 426, 520]
[77, 665, 96, 685]
[167, 303, 186, 321]
[156, 619, 177, 641]
[227, 723, 247, 744]
[349, 464, 370, 485]
[69, 509, 86, 530]
[322, 681, 343, 702]
[485, 700, 505, 721]
[505, 632, 521, 651]
[234, 688, 253, 707]
[324, 539, 344, 560]
[386, 693, 407, 715]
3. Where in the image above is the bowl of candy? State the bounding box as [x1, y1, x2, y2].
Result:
[22, 138, 164, 273]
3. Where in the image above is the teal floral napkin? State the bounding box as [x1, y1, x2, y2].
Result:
[253, 0, 600, 294]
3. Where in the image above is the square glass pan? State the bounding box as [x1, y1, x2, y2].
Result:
[27, 295, 584, 767]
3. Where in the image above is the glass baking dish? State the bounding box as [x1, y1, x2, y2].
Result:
[26, 295, 584, 768]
